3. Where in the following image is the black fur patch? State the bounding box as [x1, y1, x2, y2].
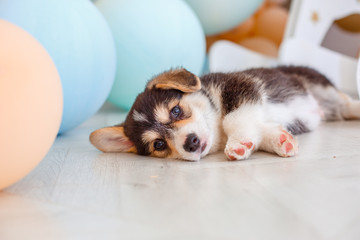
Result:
[287, 119, 310, 135]
[123, 89, 182, 155]
[276, 66, 334, 87]
[201, 72, 262, 114]
[243, 68, 308, 103]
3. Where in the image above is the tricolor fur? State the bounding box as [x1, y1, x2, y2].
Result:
[90, 66, 360, 161]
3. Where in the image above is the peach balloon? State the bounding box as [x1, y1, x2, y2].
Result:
[254, 6, 288, 46]
[206, 17, 255, 51]
[0, 20, 63, 190]
[238, 37, 278, 57]
[206, 35, 222, 52]
[219, 17, 255, 42]
[253, 1, 268, 19]
[267, 0, 288, 6]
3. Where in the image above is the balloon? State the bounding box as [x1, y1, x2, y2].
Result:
[357, 58, 360, 99]
[267, 0, 289, 6]
[254, 6, 288, 46]
[0, 0, 116, 133]
[206, 16, 255, 51]
[0, 20, 62, 190]
[220, 17, 255, 42]
[96, 0, 205, 110]
[239, 37, 279, 57]
[184, 0, 264, 35]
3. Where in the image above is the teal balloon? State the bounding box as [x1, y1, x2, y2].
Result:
[0, 0, 116, 133]
[184, 0, 264, 35]
[96, 0, 206, 110]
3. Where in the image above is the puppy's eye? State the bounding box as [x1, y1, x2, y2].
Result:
[170, 105, 182, 119]
[154, 139, 166, 151]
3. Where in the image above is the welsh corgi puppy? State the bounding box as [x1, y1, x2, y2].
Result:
[90, 66, 360, 161]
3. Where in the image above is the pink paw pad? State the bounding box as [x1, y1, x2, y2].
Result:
[228, 154, 237, 161]
[234, 148, 245, 156]
[279, 131, 293, 144]
[275, 130, 297, 157]
[280, 134, 287, 144]
[241, 142, 254, 149]
[225, 141, 255, 161]
[285, 142, 293, 153]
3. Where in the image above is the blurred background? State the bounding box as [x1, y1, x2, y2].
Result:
[205, 0, 291, 57]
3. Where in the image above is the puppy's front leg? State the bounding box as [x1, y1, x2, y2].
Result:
[222, 104, 264, 161]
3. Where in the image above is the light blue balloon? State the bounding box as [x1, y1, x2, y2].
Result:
[96, 0, 206, 110]
[0, 0, 116, 133]
[184, 0, 264, 35]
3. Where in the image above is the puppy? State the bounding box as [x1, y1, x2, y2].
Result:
[90, 66, 360, 161]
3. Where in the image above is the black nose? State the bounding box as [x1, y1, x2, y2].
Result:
[183, 133, 200, 152]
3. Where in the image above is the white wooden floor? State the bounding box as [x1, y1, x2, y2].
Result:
[1, 103, 360, 240]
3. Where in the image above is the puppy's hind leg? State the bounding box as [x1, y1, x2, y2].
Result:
[309, 85, 360, 121]
[259, 123, 298, 157]
[339, 93, 360, 120]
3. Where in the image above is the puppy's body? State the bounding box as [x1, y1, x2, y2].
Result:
[90, 66, 360, 161]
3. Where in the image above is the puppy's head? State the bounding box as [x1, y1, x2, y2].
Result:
[90, 68, 215, 161]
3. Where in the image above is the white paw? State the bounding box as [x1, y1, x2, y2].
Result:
[224, 141, 255, 161]
[273, 130, 298, 157]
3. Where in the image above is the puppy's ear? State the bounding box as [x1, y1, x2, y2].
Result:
[90, 126, 136, 153]
[146, 68, 201, 93]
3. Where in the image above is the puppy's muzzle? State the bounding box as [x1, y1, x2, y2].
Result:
[183, 133, 200, 152]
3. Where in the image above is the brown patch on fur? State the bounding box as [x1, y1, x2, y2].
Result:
[151, 151, 168, 158]
[154, 104, 170, 124]
[127, 146, 137, 153]
[142, 130, 160, 145]
[147, 68, 201, 93]
[166, 140, 180, 158]
[141, 130, 177, 158]
[150, 138, 179, 158]
[173, 115, 195, 128]
[154, 99, 183, 124]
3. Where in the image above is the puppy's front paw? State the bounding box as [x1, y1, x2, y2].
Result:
[274, 130, 298, 157]
[224, 141, 255, 161]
